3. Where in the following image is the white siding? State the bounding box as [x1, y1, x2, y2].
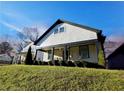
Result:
[36, 51, 44, 61]
[41, 44, 98, 63]
[69, 44, 98, 63]
[37, 23, 97, 47]
[36, 51, 50, 62]
[42, 52, 49, 62]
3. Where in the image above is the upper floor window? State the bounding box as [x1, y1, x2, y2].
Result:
[54, 29, 58, 34]
[54, 27, 65, 34]
[60, 27, 64, 32]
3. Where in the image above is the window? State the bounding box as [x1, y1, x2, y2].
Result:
[54, 27, 64, 34]
[60, 27, 64, 32]
[54, 29, 58, 34]
[79, 45, 89, 58]
[48, 50, 51, 59]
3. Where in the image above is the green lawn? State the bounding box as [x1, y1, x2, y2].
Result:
[0, 65, 124, 91]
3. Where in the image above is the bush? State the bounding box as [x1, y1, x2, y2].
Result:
[54, 60, 60, 66]
[38, 61, 42, 65]
[61, 61, 68, 66]
[32, 60, 104, 69]
[24, 46, 33, 65]
[41, 62, 48, 65]
[48, 61, 53, 66]
[67, 61, 75, 67]
[75, 61, 84, 67]
[58, 61, 62, 66]
[82, 61, 105, 68]
[33, 60, 39, 65]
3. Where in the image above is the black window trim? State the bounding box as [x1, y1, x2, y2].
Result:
[59, 27, 64, 33]
[79, 45, 90, 59]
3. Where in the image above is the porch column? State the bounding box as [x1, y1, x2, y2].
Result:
[64, 45, 67, 62]
[51, 47, 55, 65]
[34, 49, 38, 61]
[68, 46, 70, 61]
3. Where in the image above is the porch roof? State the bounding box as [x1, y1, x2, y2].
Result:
[36, 39, 98, 50]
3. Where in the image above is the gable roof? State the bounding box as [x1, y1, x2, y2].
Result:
[34, 19, 102, 45]
[107, 43, 124, 59]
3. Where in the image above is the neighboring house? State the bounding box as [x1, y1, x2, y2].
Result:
[0, 49, 17, 64]
[104, 41, 122, 58]
[0, 54, 12, 64]
[106, 43, 124, 69]
[34, 19, 106, 64]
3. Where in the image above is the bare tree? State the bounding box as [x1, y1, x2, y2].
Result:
[16, 27, 40, 52]
[14, 41, 27, 53]
[18, 27, 40, 43]
[0, 41, 13, 55]
[23, 27, 39, 42]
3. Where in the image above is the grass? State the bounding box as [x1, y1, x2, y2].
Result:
[0, 65, 124, 91]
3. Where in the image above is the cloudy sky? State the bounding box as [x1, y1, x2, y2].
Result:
[0, 1, 124, 41]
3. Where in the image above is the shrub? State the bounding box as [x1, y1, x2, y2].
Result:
[74, 61, 84, 67]
[83, 61, 105, 68]
[61, 61, 68, 66]
[41, 61, 48, 65]
[33, 60, 39, 65]
[38, 61, 42, 65]
[48, 61, 53, 66]
[54, 60, 60, 66]
[58, 60, 62, 66]
[67, 61, 75, 67]
[24, 46, 33, 65]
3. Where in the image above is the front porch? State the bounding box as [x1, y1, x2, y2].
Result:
[35, 40, 100, 64]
